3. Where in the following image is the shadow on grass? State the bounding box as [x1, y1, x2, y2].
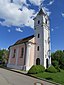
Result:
[45, 77, 53, 80]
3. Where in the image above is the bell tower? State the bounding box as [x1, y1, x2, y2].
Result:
[34, 8, 51, 68]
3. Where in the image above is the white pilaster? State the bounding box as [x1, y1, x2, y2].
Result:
[8, 47, 12, 64]
[25, 43, 31, 70]
[49, 56, 51, 67]
[16, 47, 19, 65]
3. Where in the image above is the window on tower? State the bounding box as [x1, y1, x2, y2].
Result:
[45, 19, 47, 24]
[38, 20, 40, 24]
[37, 46, 39, 51]
[38, 34, 40, 38]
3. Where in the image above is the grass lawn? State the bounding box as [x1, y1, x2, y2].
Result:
[32, 70, 64, 85]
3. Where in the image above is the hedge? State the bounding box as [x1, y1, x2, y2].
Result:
[46, 65, 57, 73]
[28, 65, 45, 74]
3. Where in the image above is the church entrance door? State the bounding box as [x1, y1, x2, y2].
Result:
[36, 58, 40, 65]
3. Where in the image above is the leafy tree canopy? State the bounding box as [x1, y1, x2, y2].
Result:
[51, 50, 64, 69]
[0, 49, 9, 63]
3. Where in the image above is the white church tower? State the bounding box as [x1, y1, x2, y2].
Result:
[34, 8, 51, 68]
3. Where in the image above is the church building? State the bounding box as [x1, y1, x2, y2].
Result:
[7, 8, 51, 71]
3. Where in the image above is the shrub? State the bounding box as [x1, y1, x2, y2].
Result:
[55, 66, 61, 72]
[37, 65, 45, 72]
[28, 65, 45, 74]
[28, 65, 37, 74]
[52, 60, 59, 67]
[52, 60, 61, 72]
[60, 64, 64, 70]
[46, 65, 57, 73]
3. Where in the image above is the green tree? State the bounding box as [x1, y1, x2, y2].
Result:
[0, 49, 4, 60]
[52, 60, 59, 67]
[2, 49, 9, 64]
[0, 49, 9, 64]
[51, 50, 64, 69]
[60, 56, 64, 69]
[51, 52, 55, 61]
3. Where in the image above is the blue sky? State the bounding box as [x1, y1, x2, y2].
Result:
[0, 0, 64, 52]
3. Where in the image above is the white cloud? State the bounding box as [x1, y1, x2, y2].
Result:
[8, 29, 11, 32]
[13, 0, 28, 7]
[62, 13, 64, 17]
[47, 11, 51, 16]
[51, 28, 54, 32]
[29, 0, 44, 6]
[48, 0, 54, 5]
[16, 28, 23, 32]
[0, 0, 51, 28]
[0, 0, 35, 28]
[43, 7, 51, 16]
[0, 48, 8, 50]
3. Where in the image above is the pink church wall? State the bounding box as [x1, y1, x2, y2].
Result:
[8, 37, 35, 70]
[10, 58, 16, 65]
[9, 44, 25, 66]
[17, 44, 25, 66]
[10, 47, 16, 65]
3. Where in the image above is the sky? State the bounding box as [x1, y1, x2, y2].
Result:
[0, 0, 64, 52]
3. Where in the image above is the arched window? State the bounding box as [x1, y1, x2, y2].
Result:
[20, 47, 24, 58]
[37, 46, 39, 51]
[38, 20, 40, 24]
[46, 59, 48, 68]
[13, 49, 16, 58]
[38, 34, 40, 38]
[36, 58, 40, 65]
[45, 19, 47, 24]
